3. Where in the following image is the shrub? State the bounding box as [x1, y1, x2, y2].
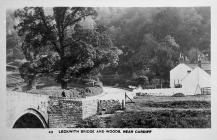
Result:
[83, 86, 103, 97]
[76, 116, 106, 128]
[172, 93, 185, 97]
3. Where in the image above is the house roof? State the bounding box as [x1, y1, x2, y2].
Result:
[170, 63, 192, 72]
[171, 62, 211, 75]
[186, 63, 211, 74]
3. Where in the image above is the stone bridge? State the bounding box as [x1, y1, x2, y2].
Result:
[7, 91, 124, 128]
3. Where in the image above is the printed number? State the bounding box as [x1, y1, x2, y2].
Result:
[48, 130, 53, 134]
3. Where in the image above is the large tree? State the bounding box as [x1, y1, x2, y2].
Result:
[15, 7, 121, 89]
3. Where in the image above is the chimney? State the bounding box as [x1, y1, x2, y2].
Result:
[179, 53, 184, 63]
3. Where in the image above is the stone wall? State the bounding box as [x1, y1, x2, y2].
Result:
[48, 97, 100, 128]
[48, 97, 83, 128]
[97, 100, 124, 114]
[82, 99, 98, 119]
[47, 97, 124, 127]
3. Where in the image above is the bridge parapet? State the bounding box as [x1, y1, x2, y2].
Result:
[7, 91, 49, 128]
[47, 97, 123, 128]
[48, 97, 99, 128]
[7, 91, 124, 128]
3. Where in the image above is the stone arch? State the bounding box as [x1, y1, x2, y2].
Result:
[13, 109, 48, 128]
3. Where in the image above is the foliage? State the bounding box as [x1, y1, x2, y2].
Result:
[187, 47, 203, 63]
[98, 7, 210, 82]
[76, 110, 211, 128]
[14, 7, 121, 89]
[76, 115, 106, 128]
[7, 7, 210, 88]
[129, 34, 179, 81]
[6, 10, 24, 63]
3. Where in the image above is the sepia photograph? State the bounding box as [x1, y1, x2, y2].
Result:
[6, 6, 211, 129]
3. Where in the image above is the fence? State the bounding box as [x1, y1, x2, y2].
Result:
[201, 87, 211, 95]
[132, 88, 184, 96]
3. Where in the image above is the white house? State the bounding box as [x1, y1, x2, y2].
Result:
[131, 63, 210, 97]
[170, 63, 211, 95]
[170, 63, 192, 88]
[182, 66, 211, 95]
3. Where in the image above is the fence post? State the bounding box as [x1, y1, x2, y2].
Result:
[122, 99, 125, 110]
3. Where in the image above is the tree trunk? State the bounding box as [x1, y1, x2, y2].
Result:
[61, 81, 68, 89]
[160, 78, 162, 88]
[27, 76, 36, 90]
[58, 63, 68, 89]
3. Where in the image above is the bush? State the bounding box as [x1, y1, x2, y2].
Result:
[172, 93, 185, 97]
[76, 116, 106, 128]
[83, 86, 103, 97]
[100, 77, 129, 88]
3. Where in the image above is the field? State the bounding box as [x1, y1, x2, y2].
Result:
[78, 94, 211, 128]
[104, 110, 210, 128]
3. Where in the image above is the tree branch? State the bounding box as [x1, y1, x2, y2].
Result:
[63, 12, 92, 30]
[63, 38, 81, 48]
[63, 8, 79, 30]
[38, 8, 60, 54]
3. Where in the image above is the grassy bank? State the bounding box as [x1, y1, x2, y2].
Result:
[28, 86, 103, 98]
[107, 110, 211, 128]
[77, 110, 211, 128]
